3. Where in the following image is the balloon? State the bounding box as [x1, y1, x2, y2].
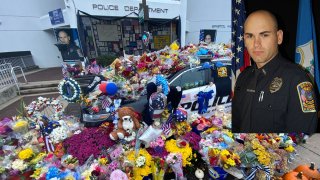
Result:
[106, 82, 118, 95]
[99, 83, 107, 93]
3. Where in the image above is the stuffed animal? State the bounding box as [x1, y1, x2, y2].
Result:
[109, 107, 140, 141]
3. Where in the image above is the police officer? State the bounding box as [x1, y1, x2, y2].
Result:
[232, 10, 318, 133]
[58, 30, 84, 61]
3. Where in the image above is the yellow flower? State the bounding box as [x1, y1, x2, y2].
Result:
[251, 141, 271, 166]
[98, 157, 108, 165]
[285, 145, 294, 153]
[127, 149, 152, 180]
[204, 127, 218, 134]
[65, 176, 75, 180]
[208, 148, 220, 157]
[18, 148, 34, 160]
[30, 152, 46, 164]
[222, 129, 233, 138]
[170, 41, 180, 51]
[30, 168, 41, 178]
[13, 120, 28, 132]
[225, 158, 236, 166]
[165, 139, 193, 167]
[82, 170, 91, 180]
[174, 122, 191, 136]
[253, 150, 261, 155]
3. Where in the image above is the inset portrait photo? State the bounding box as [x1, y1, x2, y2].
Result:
[54, 28, 84, 62]
[200, 29, 217, 44]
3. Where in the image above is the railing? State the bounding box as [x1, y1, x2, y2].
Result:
[0, 55, 36, 72]
[0, 63, 27, 94]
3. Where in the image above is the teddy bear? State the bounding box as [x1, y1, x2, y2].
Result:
[109, 107, 140, 141]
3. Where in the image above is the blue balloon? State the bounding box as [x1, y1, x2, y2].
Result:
[106, 82, 118, 95]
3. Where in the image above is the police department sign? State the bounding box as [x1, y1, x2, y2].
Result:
[74, 0, 179, 19]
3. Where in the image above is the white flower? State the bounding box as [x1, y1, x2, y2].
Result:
[135, 156, 146, 167]
[49, 125, 69, 144]
[11, 159, 27, 171]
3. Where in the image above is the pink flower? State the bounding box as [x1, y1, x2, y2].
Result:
[157, 139, 165, 147]
[197, 124, 205, 131]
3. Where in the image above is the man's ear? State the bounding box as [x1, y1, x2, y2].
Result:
[277, 30, 283, 45]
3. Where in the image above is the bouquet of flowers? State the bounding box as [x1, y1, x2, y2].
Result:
[0, 117, 13, 136]
[151, 157, 167, 180]
[63, 127, 115, 164]
[181, 131, 201, 151]
[190, 116, 212, 134]
[126, 148, 152, 180]
[165, 153, 185, 180]
[172, 121, 191, 137]
[61, 155, 79, 169]
[49, 120, 70, 144]
[219, 149, 241, 169]
[165, 139, 193, 167]
[149, 136, 165, 153]
[238, 134, 282, 179]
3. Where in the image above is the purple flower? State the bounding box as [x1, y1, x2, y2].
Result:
[63, 127, 115, 164]
[182, 132, 201, 151]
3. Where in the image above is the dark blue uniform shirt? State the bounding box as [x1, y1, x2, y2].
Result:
[232, 54, 318, 133]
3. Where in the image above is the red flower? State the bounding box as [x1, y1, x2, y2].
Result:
[209, 157, 219, 166]
[160, 159, 165, 167]
[179, 141, 187, 147]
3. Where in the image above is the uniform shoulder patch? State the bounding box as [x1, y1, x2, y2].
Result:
[217, 67, 228, 77]
[297, 82, 316, 113]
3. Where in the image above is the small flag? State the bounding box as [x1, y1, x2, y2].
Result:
[38, 121, 55, 153]
[161, 121, 172, 137]
[100, 96, 112, 109]
[61, 64, 68, 78]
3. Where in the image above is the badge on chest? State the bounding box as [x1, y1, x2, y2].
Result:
[269, 77, 283, 93]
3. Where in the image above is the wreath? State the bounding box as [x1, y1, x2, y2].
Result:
[58, 78, 81, 102]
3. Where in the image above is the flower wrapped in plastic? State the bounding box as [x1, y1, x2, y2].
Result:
[12, 119, 28, 133]
[172, 121, 191, 137]
[190, 116, 212, 134]
[61, 154, 79, 170]
[126, 148, 152, 180]
[151, 157, 167, 180]
[11, 159, 28, 172]
[110, 169, 129, 180]
[79, 155, 107, 180]
[165, 139, 193, 167]
[49, 120, 70, 144]
[165, 153, 185, 180]
[0, 117, 13, 136]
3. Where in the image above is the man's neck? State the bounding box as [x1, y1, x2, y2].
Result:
[256, 53, 278, 69]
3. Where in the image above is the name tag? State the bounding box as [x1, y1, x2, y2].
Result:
[246, 89, 255, 93]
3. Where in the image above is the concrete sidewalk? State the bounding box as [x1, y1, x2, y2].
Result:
[17, 67, 63, 83]
[288, 133, 320, 169]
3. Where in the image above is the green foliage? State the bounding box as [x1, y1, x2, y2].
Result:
[95, 55, 118, 67]
[16, 99, 27, 117]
